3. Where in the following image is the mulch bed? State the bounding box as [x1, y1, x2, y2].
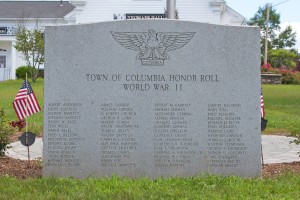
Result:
[0, 156, 300, 179]
[0, 156, 42, 179]
[0, 132, 43, 179]
[262, 161, 300, 178]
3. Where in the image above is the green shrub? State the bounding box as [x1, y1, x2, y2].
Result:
[281, 72, 295, 84]
[281, 71, 300, 84]
[264, 67, 300, 85]
[15, 66, 32, 79]
[0, 107, 14, 156]
[293, 72, 300, 84]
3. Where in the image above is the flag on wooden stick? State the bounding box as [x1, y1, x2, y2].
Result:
[13, 80, 41, 120]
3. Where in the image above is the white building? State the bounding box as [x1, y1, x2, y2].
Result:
[0, 1, 75, 81]
[0, 0, 244, 81]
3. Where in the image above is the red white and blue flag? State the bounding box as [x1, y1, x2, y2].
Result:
[261, 90, 265, 118]
[13, 80, 41, 120]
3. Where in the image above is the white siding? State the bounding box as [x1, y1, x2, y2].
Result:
[177, 0, 215, 23]
[75, 0, 165, 23]
[73, 0, 241, 24]
[221, 6, 245, 26]
[0, 0, 244, 25]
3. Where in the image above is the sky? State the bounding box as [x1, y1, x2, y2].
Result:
[226, 0, 300, 50]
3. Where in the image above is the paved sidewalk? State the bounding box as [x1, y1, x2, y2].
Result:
[5, 135, 300, 164]
[6, 138, 43, 161]
[262, 135, 300, 164]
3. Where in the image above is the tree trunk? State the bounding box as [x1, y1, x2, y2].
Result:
[30, 67, 38, 83]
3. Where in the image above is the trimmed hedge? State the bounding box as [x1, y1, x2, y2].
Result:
[15, 66, 31, 79]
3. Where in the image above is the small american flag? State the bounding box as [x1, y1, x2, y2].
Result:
[261, 90, 265, 118]
[13, 80, 41, 120]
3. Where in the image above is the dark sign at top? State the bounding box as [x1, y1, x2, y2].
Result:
[0, 27, 7, 34]
[126, 14, 165, 19]
[19, 132, 36, 146]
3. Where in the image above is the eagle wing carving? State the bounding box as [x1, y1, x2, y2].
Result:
[111, 30, 195, 65]
[111, 31, 148, 55]
[158, 32, 195, 52]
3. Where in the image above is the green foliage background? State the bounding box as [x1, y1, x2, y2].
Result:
[247, 4, 299, 67]
[268, 49, 298, 69]
[14, 28, 44, 82]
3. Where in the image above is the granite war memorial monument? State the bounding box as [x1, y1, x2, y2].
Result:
[43, 20, 261, 178]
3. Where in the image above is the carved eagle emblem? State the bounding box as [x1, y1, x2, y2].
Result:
[111, 29, 195, 66]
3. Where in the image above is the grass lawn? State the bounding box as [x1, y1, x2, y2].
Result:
[0, 174, 300, 199]
[262, 84, 300, 135]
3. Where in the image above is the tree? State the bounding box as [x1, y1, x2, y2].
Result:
[14, 27, 44, 83]
[268, 49, 298, 69]
[247, 4, 297, 57]
[273, 25, 296, 49]
[247, 4, 281, 53]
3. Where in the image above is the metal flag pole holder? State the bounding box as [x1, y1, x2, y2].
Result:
[14, 72, 40, 168]
[25, 73, 30, 167]
[18, 73, 36, 168]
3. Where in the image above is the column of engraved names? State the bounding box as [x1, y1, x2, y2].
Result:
[207, 103, 246, 168]
[153, 103, 197, 168]
[98, 103, 138, 168]
[46, 103, 85, 167]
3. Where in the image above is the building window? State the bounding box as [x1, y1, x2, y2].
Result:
[0, 27, 7, 34]
[0, 56, 6, 68]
